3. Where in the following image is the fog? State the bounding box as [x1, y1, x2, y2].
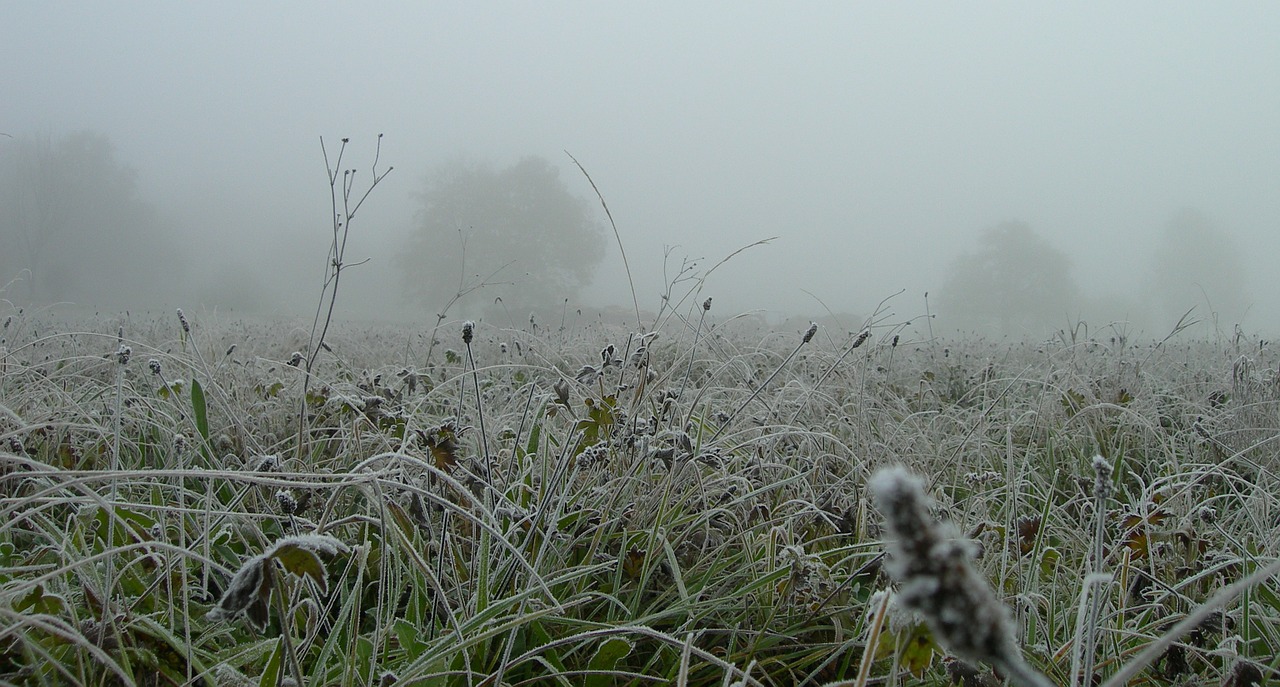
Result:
[3, 3, 1278, 336]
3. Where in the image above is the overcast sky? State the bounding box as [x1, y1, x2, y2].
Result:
[4, 3, 1278, 331]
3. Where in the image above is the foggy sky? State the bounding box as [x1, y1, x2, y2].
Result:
[4, 3, 1279, 332]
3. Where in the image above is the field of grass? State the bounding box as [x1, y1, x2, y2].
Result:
[1, 302, 1277, 686]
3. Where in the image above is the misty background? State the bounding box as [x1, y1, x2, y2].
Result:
[3, 3, 1278, 336]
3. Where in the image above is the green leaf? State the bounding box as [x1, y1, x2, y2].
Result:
[1060, 388, 1087, 418]
[256, 381, 284, 399]
[258, 637, 285, 687]
[523, 421, 541, 459]
[191, 378, 209, 443]
[270, 543, 329, 594]
[586, 637, 633, 687]
[130, 615, 209, 682]
[873, 615, 939, 678]
[896, 623, 938, 678]
[14, 584, 66, 615]
[1040, 547, 1062, 577]
[393, 618, 428, 660]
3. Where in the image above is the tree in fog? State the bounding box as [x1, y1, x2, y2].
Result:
[940, 221, 1078, 335]
[0, 131, 181, 305]
[398, 156, 605, 317]
[1147, 208, 1248, 328]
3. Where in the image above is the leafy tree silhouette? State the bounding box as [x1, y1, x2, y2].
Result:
[399, 155, 605, 319]
[941, 221, 1078, 335]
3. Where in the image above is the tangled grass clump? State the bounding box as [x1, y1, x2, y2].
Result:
[0, 299, 1278, 685]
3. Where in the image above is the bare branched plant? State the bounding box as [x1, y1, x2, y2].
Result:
[295, 135, 392, 465]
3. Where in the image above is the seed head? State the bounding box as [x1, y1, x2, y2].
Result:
[461, 320, 475, 345]
[148, 358, 162, 375]
[116, 344, 132, 366]
[276, 489, 299, 515]
[177, 308, 190, 334]
[251, 454, 281, 472]
[870, 466, 1037, 677]
[1091, 455, 1112, 501]
[803, 322, 818, 344]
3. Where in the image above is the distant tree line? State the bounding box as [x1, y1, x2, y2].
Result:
[1, 129, 1252, 335]
[939, 212, 1249, 336]
[0, 131, 183, 307]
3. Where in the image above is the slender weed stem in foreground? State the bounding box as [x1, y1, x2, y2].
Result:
[566, 151, 641, 330]
[869, 466, 1055, 687]
[461, 320, 492, 489]
[99, 328, 131, 651]
[1099, 555, 1280, 687]
[711, 321, 817, 441]
[296, 135, 392, 465]
[787, 326, 869, 427]
[1072, 454, 1113, 687]
[677, 297, 712, 414]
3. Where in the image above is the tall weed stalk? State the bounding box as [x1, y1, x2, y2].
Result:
[295, 135, 392, 464]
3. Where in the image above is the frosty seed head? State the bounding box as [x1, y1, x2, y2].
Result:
[148, 358, 162, 375]
[1091, 454, 1112, 501]
[251, 454, 281, 472]
[803, 322, 818, 344]
[116, 343, 132, 366]
[869, 466, 1026, 671]
[461, 320, 475, 345]
[177, 308, 190, 334]
[276, 489, 299, 515]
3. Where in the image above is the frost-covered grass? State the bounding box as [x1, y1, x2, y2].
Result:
[1, 303, 1278, 686]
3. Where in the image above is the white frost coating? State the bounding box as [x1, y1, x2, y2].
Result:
[870, 465, 1054, 687]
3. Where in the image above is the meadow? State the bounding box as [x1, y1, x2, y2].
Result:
[1, 301, 1277, 686]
